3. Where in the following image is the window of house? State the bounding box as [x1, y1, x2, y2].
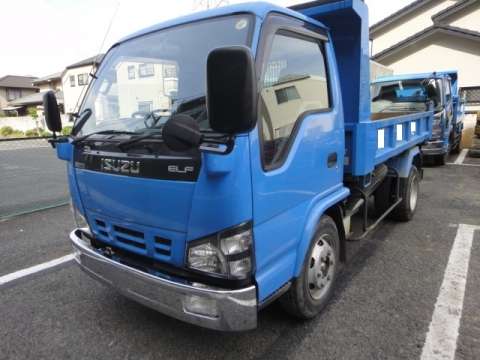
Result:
[137, 101, 153, 113]
[163, 64, 177, 78]
[6, 88, 22, 101]
[128, 65, 136, 79]
[260, 31, 330, 169]
[139, 63, 155, 77]
[78, 73, 89, 86]
[69, 75, 76, 87]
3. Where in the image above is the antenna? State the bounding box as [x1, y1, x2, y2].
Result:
[72, 1, 120, 117]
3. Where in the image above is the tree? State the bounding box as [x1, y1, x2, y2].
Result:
[193, 0, 229, 10]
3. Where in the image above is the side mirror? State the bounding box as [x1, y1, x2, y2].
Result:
[207, 46, 257, 134]
[43, 91, 62, 133]
[163, 114, 202, 152]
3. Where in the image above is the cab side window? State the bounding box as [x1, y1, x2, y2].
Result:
[260, 31, 330, 169]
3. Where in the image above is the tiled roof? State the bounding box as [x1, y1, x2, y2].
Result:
[370, 0, 435, 35]
[0, 75, 38, 89]
[66, 54, 104, 70]
[372, 25, 480, 61]
[33, 72, 62, 85]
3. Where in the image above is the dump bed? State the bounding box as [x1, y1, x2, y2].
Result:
[291, 0, 433, 176]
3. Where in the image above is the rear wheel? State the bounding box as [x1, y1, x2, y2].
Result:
[390, 166, 420, 222]
[280, 215, 340, 319]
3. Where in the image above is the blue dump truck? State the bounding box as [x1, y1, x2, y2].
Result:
[43, 0, 433, 331]
[372, 71, 464, 165]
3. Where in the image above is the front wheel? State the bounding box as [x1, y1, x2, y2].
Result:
[280, 215, 340, 319]
[391, 166, 420, 222]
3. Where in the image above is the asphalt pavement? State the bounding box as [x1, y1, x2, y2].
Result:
[0, 142, 69, 218]
[0, 156, 479, 360]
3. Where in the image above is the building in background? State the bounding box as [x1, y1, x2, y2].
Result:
[0, 75, 38, 115]
[62, 54, 103, 116]
[33, 72, 63, 92]
[8, 73, 65, 114]
[370, 0, 480, 112]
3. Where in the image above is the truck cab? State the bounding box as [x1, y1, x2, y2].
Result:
[44, 0, 433, 331]
[372, 72, 464, 165]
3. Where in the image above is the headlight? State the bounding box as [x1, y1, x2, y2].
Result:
[187, 222, 253, 280]
[70, 201, 90, 230]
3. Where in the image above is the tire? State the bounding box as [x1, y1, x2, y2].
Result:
[435, 153, 447, 166]
[390, 166, 420, 222]
[280, 215, 340, 319]
[450, 133, 462, 154]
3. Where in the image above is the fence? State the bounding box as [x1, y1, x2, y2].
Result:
[0, 137, 69, 219]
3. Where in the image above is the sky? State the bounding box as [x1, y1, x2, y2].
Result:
[0, 0, 414, 78]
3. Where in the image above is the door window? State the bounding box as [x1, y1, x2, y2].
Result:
[260, 31, 330, 169]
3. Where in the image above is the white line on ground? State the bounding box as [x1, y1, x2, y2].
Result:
[421, 224, 480, 360]
[446, 163, 480, 168]
[454, 149, 469, 165]
[0, 254, 74, 286]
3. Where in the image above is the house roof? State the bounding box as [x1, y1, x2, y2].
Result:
[370, 0, 435, 35]
[33, 72, 62, 86]
[0, 75, 38, 89]
[8, 91, 64, 106]
[372, 24, 480, 61]
[432, 0, 476, 23]
[65, 54, 104, 70]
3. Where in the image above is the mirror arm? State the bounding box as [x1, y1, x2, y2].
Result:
[199, 135, 235, 155]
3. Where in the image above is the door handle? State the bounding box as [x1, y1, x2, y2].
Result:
[327, 152, 338, 168]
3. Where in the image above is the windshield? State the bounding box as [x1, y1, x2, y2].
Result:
[78, 15, 253, 136]
[371, 78, 442, 113]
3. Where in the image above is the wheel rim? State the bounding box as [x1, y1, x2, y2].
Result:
[410, 174, 419, 211]
[307, 235, 336, 300]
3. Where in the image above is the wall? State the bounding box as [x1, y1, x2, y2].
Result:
[36, 80, 62, 93]
[0, 115, 71, 132]
[370, 61, 394, 81]
[62, 66, 95, 114]
[380, 34, 480, 88]
[371, 0, 457, 56]
[0, 88, 7, 110]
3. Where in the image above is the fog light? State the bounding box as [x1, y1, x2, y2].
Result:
[183, 295, 219, 318]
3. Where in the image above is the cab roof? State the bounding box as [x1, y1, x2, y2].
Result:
[116, 1, 328, 45]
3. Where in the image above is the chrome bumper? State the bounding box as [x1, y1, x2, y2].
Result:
[70, 229, 257, 331]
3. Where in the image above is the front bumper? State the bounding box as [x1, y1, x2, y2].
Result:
[422, 140, 447, 156]
[70, 229, 257, 331]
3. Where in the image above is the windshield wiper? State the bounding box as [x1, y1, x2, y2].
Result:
[72, 130, 138, 145]
[118, 130, 164, 150]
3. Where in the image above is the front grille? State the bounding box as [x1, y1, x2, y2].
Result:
[92, 217, 172, 260]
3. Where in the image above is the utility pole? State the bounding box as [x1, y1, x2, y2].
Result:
[193, 0, 229, 10]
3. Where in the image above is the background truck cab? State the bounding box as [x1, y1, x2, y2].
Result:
[372, 71, 464, 165]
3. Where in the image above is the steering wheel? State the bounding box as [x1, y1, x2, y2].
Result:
[131, 111, 158, 129]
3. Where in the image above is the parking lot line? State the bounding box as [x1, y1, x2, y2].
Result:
[421, 224, 480, 360]
[446, 163, 480, 168]
[454, 149, 469, 165]
[0, 254, 74, 287]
